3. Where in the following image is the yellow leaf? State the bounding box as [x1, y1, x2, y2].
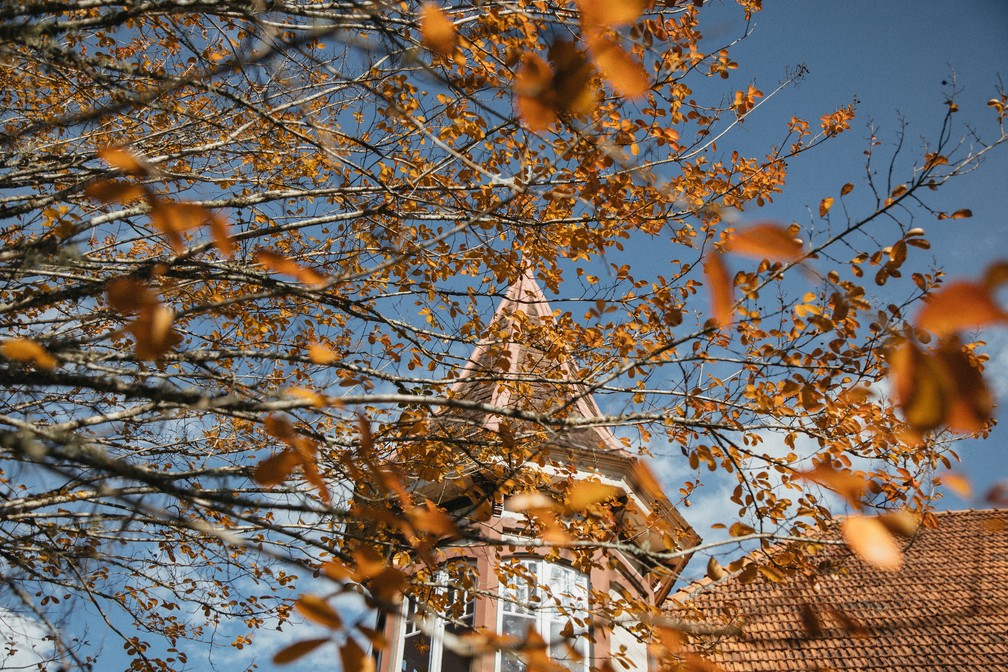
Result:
[420, 4, 456, 56]
[308, 342, 340, 364]
[703, 253, 733, 329]
[97, 146, 150, 176]
[295, 594, 343, 630]
[577, 0, 647, 27]
[565, 480, 619, 510]
[841, 515, 903, 571]
[273, 638, 330, 665]
[287, 386, 328, 408]
[705, 556, 725, 581]
[725, 222, 803, 261]
[1, 338, 58, 369]
[916, 281, 1007, 335]
[819, 196, 834, 217]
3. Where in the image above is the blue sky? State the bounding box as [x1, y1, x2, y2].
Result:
[8, 3, 1006, 671]
[668, 0, 1008, 580]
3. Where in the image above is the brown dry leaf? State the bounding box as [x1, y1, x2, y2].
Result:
[273, 637, 330, 665]
[840, 182, 854, 196]
[941, 472, 973, 499]
[548, 40, 597, 115]
[819, 196, 834, 217]
[1, 338, 58, 369]
[263, 414, 297, 443]
[937, 208, 972, 220]
[515, 52, 557, 131]
[127, 303, 180, 360]
[726, 222, 803, 261]
[565, 480, 620, 510]
[252, 450, 299, 487]
[339, 639, 375, 672]
[208, 213, 233, 258]
[150, 201, 214, 252]
[841, 515, 903, 571]
[935, 340, 994, 433]
[705, 556, 726, 581]
[353, 547, 387, 579]
[888, 340, 948, 433]
[420, 4, 457, 56]
[106, 278, 158, 313]
[84, 179, 144, 204]
[587, 36, 649, 98]
[916, 281, 1006, 335]
[295, 594, 343, 630]
[703, 253, 733, 328]
[256, 250, 328, 288]
[796, 464, 870, 509]
[97, 146, 151, 176]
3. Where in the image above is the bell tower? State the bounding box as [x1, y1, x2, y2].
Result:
[377, 272, 699, 672]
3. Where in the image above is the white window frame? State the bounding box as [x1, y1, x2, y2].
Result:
[398, 570, 476, 672]
[497, 559, 590, 672]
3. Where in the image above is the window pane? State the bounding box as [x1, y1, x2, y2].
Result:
[402, 631, 432, 672]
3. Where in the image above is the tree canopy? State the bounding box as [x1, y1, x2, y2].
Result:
[1, 1, 1006, 670]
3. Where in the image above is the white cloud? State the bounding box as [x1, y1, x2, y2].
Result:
[0, 609, 54, 671]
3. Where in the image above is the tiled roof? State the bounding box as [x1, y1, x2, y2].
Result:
[674, 509, 1008, 671]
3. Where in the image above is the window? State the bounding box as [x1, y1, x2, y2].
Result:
[499, 560, 590, 672]
[401, 573, 476, 672]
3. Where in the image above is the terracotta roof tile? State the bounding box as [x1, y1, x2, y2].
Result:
[674, 509, 1008, 671]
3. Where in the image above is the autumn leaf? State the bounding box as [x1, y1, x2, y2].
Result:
[295, 594, 343, 629]
[308, 342, 340, 364]
[340, 638, 375, 672]
[1, 338, 58, 369]
[507, 491, 558, 512]
[273, 638, 330, 665]
[97, 146, 151, 176]
[150, 200, 216, 252]
[252, 450, 299, 487]
[576, 0, 647, 27]
[941, 472, 973, 499]
[409, 500, 459, 537]
[587, 36, 649, 98]
[937, 208, 972, 220]
[840, 182, 854, 196]
[819, 196, 834, 217]
[705, 556, 726, 581]
[725, 222, 803, 261]
[703, 253, 733, 328]
[915, 281, 1006, 335]
[84, 179, 144, 204]
[420, 4, 457, 57]
[256, 250, 328, 287]
[841, 515, 903, 571]
[796, 464, 871, 509]
[127, 303, 180, 360]
[565, 480, 620, 510]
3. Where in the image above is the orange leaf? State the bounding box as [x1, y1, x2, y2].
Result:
[150, 201, 214, 252]
[295, 594, 343, 629]
[273, 638, 330, 665]
[941, 472, 973, 499]
[935, 342, 994, 433]
[252, 450, 299, 487]
[256, 250, 327, 288]
[915, 281, 1006, 335]
[340, 638, 376, 672]
[704, 253, 733, 328]
[1, 338, 58, 369]
[565, 480, 620, 510]
[508, 491, 558, 512]
[308, 342, 340, 364]
[725, 222, 803, 261]
[796, 464, 869, 510]
[588, 36, 649, 98]
[420, 3, 456, 56]
[208, 213, 233, 258]
[84, 179, 144, 204]
[127, 303, 179, 360]
[840, 182, 854, 196]
[515, 52, 557, 131]
[577, 0, 647, 27]
[982, 260, 1008, 289]
[97, 146, 150, 176]
[106, 278, 158, 313]
[409, 500, 459, 537]
[819, 196, 834, 217]
[888, 340, 948, 432]
[841, 515, 903, 571]
[937, 208, 972, 220]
